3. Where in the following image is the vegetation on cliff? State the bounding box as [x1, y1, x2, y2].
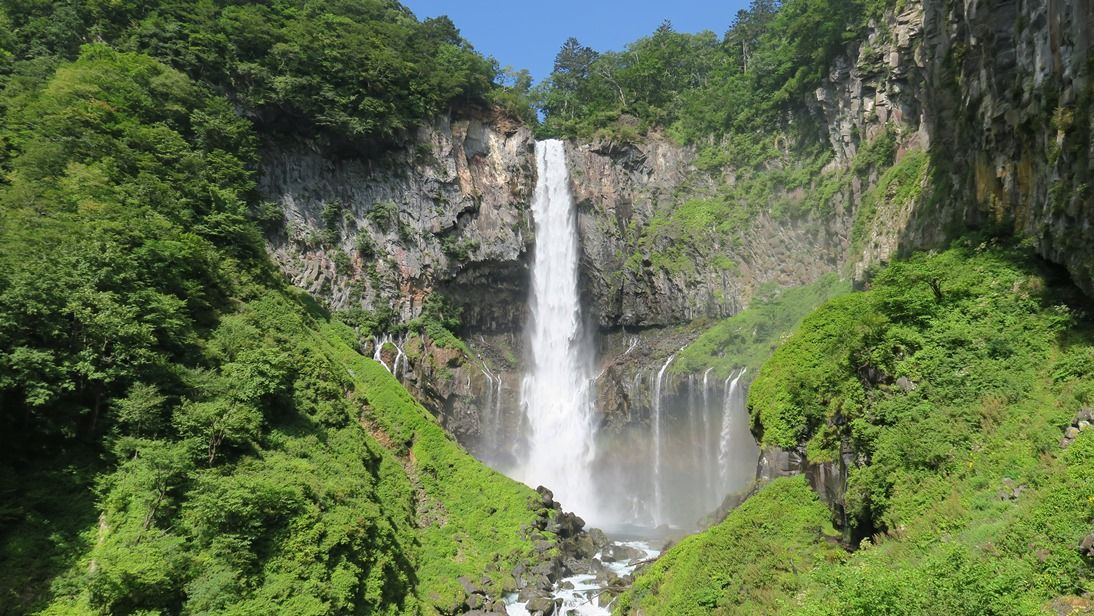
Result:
[674, 273, 851, 379]
[0, 0, 519, 146]
[622, 241, 1094, 614]
[616, 476, 842, 615]
[0, 34, 543, 616]
[535, 0, 894, 142]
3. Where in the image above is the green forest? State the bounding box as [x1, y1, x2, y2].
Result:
[0, 2, 548, 614]
[0, 0, 1090, 615]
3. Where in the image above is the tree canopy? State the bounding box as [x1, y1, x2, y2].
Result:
[535, 0, 887, 142]
[2, 0, 504, 146]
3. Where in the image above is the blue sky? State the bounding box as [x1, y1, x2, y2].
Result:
[401, 1, 750, 84]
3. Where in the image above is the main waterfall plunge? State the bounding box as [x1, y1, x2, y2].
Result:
[517, 140, 599, 519]
[501, 139, 758, 531]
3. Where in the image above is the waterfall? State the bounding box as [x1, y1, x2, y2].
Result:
[519, 139, 597, 517]
[479, 363, 507, 466]
[651, 354, 675, 527]
[479, 365, 504, 459]
[687, 374, 702, 499]
[702, 367, 714, 498]
[718, 369, 746, 488]
[373, 335, 405, 380]
[372, 335, 387, 368]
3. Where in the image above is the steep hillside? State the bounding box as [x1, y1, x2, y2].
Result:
[619, 241, 1094, 614]
[0, 6, 556, 615]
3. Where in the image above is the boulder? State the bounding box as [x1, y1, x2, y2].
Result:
[1080, 533, 1094, 559]
[1061, 408, 1094, 448]
[600, 542, 646, 563]
[895, 376, 918, 391]
[464, 593, 486, 610]
[524, 596, 555, 615]
[529, 561, 558, 583]
[561, 556, 595, 576]
[567, 533, 598, 560]
[586, 527, 609, 548]
[457, 576, 481, 596]
[518, 587, 549, 603]
[996, 477, 1026, 501]
[536, 486, 556, 509]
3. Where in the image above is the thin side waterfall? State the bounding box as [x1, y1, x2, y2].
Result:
[719, 369, 746, 488]
[702, 367, 714, 497]
[479, 365, 504, 459]
[519, 139, 598, 518]
[651, 354, 675, 527]
[372, 335, 389, 369]
[493, 377, 503, 436]
[373, 335, 406, 380]
[687, 375, 702, 497]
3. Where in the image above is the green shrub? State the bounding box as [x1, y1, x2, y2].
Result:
[628, 241, 1093, 615]
[675, 273, 851, 379]
[616, 476, 842, 615]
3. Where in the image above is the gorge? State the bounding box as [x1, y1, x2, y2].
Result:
[0, 0, 1091, 615]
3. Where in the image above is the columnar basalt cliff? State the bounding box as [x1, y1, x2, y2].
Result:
[808, 0, 1092, 290]
[925, 0, 1092, 295]
[753, 0, 1094, 534]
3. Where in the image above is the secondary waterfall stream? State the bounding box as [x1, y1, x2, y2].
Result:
[518, 139, 598, 519]
[719, 370, 746, 488]
[650, 354, 675, 527]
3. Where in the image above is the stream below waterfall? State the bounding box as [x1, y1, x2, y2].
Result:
[504, 540, 660, 616]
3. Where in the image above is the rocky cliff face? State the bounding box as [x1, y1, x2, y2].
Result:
[751, 0, 1093, 534]
[926, 0, 1092, 295]
[258, 0, 1092, 511]
[808, 0, 1092, 290]
[259, 110, 536, 332]
[568, 139, 849, 328]
[257, 110, 537, 445]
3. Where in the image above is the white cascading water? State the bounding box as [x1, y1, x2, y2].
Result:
[519, 139, 598, 518]
[702, 367, 715, 497]
[478, 364, 505, 463]
[650, 354, 674, 527]
[373, 335, 406, 381]
[718, 369, 746, 488]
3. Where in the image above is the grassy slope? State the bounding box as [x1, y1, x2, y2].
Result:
[619, 241, 1094, 614]
[674, 273, 851, 379]
[615, 476, 843, 615]
[318, 319, 547, 611]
